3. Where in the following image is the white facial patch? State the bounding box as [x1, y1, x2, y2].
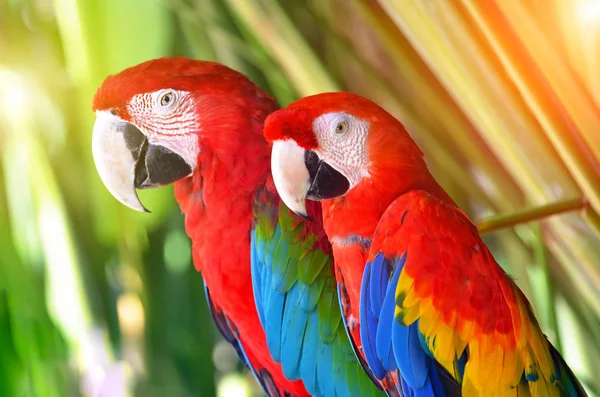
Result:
[128, 89, 198, 136]
[312, 112, 370, 188]
[126, 89, 200, 171]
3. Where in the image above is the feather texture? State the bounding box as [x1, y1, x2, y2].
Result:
[252, 193, 384, 397]
[263, 91, 588, 396]
[262, 92, 588, 397]
[96, 57, 317, 396]
[362, 190, 586, 397]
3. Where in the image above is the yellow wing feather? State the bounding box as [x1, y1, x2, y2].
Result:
[378, 192, 562, 396]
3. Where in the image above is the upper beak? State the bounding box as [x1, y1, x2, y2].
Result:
[92, 111, 193, 212]
[271, 140, 350, 220]
[271, 140, 313, 220]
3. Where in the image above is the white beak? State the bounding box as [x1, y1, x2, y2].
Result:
[92, 111, 148, 212]
[271, 140, 311, 219]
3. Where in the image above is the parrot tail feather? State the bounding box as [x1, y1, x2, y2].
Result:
[548, 342, 587, 396]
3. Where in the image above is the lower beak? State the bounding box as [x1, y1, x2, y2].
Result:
[271, 140, 350, 220]
[92, 111, 192, 212]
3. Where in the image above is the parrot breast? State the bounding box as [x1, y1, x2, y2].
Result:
[172, 105, 308, 396]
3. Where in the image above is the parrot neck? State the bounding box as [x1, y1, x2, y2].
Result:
[173, 146, 310, 397]
[321, 167, 454, 332]
[173, 91, 276, 280]
[173, 142, 271, 287]
[323, 168, 454, 241]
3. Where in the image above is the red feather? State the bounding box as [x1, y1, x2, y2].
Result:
[95, 58, 308, 396]
[264, 92, 455, 367]
[264, 92, 575, 395]
[370, 191, 558, 393]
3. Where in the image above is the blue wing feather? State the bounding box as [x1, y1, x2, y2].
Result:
[376, 256, 401, 372]
[391, 320, 429, 389]
[361, 251, 455, 397]
[362, 192, 588, 397]
[318, 341, 336, 396]
[252, 227, 325, 395]
[261, 261, 285, 361]
[251, 237, 266, 327]
[297, 277, 325, 312]
[336, 283, 384, 391]
[332, 338, 349, 397]
[300, 310, 319, 393]
[251, 200, 384, 397]
[360, 257, 387, 379]
[280, 286, 307, 380]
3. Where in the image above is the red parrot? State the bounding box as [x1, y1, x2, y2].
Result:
[91, 58, 383, 397]
[265, 92, 587, 396]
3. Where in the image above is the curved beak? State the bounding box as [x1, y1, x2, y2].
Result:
[271, 140, 350, 220]
[92, 111, 193, 212]
[271, 140, 312, 219]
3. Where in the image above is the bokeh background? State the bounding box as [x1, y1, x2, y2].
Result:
[1, 0, 600, 396]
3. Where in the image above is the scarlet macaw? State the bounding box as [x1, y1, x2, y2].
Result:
[91, 59, 382, 397]
[265, 92, 586, 396]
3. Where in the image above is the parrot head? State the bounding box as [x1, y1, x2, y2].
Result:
[264, 92, 432, 219]
[92, 57, 277, 212]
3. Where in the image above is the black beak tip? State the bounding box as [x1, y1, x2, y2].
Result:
[297, 212, 313, 222]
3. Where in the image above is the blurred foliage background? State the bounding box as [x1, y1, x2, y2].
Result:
[1, 0, 600, 396]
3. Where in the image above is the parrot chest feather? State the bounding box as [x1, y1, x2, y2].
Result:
[174, 147, 310, 396]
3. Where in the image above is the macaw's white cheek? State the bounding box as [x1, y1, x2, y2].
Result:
[127, 89, 200, 170]
[147, 133, 200, 172]
[312, 112, 371, 188]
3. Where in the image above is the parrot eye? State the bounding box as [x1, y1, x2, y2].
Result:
[335, 121, 348, 135]
[160, 92, 174, 106]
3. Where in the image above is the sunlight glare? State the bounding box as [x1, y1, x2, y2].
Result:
[218, 374, 251, 397]
[578, 0, 600, 25]
[0, 69, 30, 119]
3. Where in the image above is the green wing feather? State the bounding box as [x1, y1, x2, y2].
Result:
[251, 191, 384, 397]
